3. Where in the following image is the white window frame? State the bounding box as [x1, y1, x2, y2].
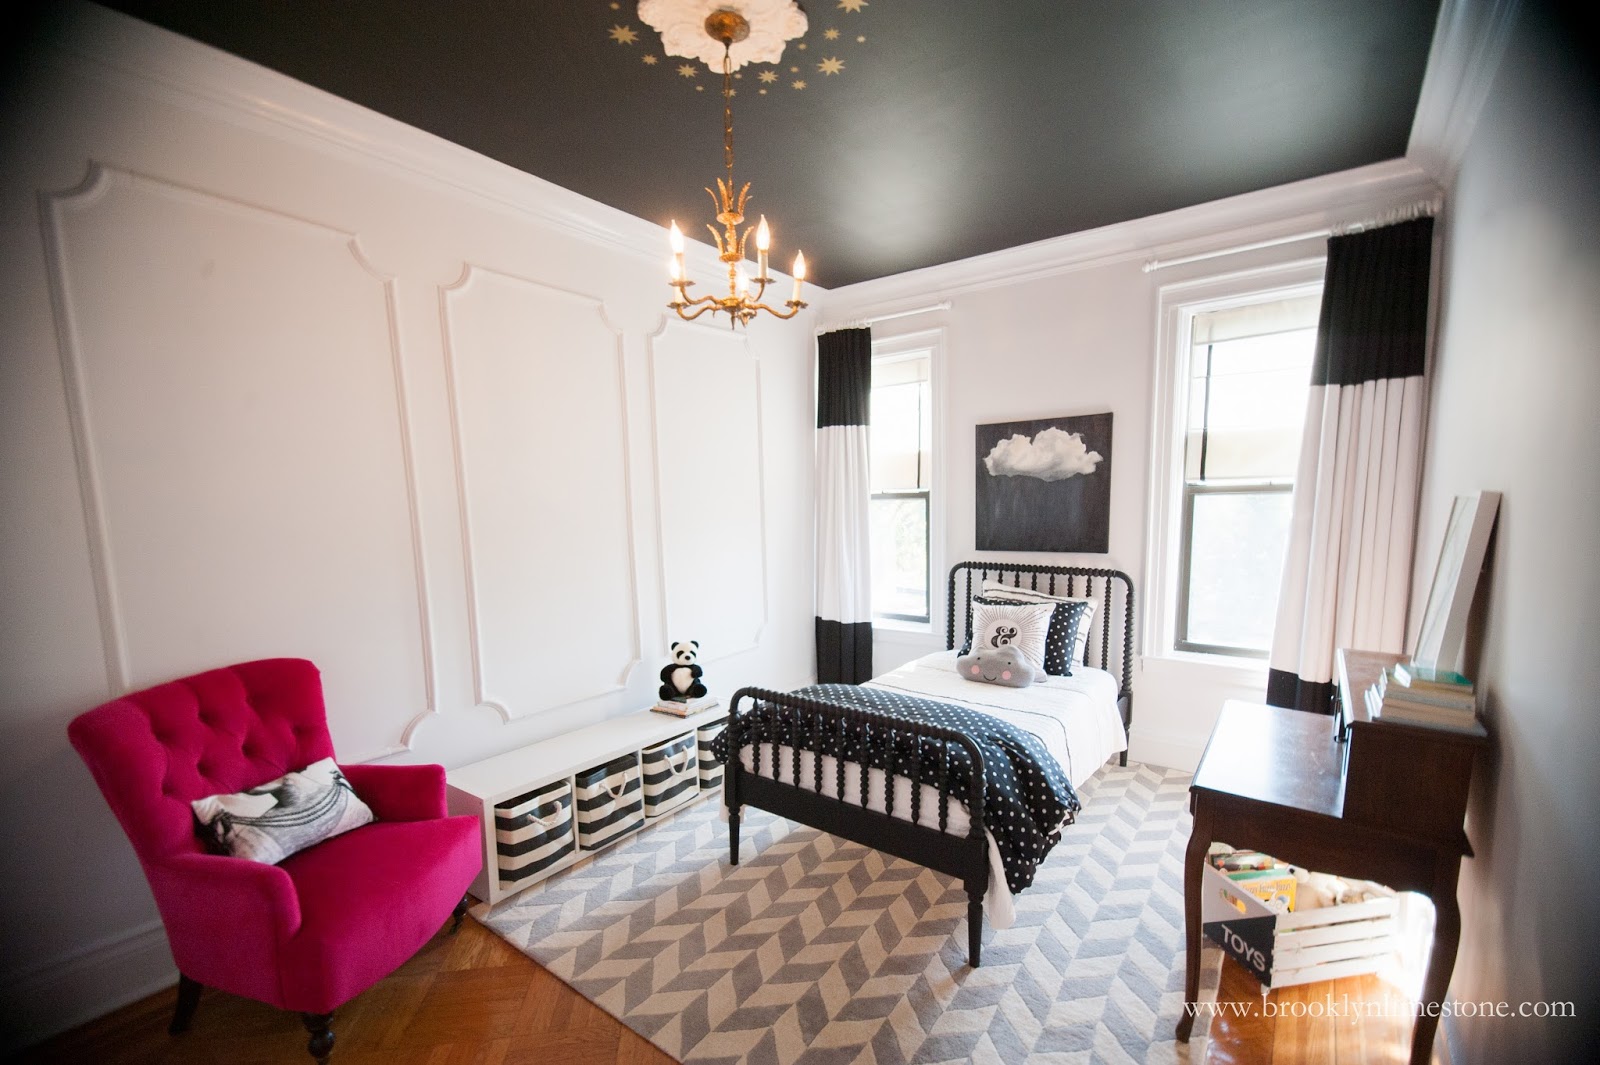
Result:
[1143, 258, 1325, 669]
[870, 327, 945, 637]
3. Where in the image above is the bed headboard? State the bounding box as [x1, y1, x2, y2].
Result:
[947, 561, 1135, 700]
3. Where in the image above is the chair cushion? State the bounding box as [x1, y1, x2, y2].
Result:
[275, 814, 481, 1013]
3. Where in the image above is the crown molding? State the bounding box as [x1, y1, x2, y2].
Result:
[824, 158, 1441, 313]
[1407, 0, 1521, 188]
[47, 2, 752, 278]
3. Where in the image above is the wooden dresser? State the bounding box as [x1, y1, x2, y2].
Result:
[1176, 649, 1488, 1065]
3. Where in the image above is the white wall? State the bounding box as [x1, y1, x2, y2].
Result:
[0, 6, 816, 1048]
[829, 165, 1441, 770]
[1410, 4, 1599, 1059]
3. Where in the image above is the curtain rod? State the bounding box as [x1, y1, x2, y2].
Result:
[818, 301, 952, 334]
[1142, 198, 1442, 274]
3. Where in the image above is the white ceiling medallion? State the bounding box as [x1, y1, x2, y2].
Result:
[638, 0, 808, 70]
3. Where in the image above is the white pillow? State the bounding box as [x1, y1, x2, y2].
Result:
[968, 599, 1054, 672]
[192, 757, 373, 865]
[981, 579, 1097, 665]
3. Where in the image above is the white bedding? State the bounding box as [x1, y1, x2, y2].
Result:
[734, 650, 1127, 929]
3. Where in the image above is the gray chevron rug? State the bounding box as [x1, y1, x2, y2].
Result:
[477, 762, 1220, 1064]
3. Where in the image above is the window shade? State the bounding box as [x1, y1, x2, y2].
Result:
[1191, 294, 1322, 346]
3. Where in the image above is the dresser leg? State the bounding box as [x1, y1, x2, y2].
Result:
[1176, 800, 1212, 1041]
[1412, 854, 1464, 1065]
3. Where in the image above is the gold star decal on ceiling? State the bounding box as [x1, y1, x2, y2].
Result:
[824, 28, 840, 40]
[642, 54, 658, 65]
[793, 79, 807, 90]
[838, 0, 868, 12]
[758, 70, 778, 83]
[607, 24, 638, 45]
[677, 63, 697, 77]
[797, 42, 807, 50]
[818, 56, 844, 75]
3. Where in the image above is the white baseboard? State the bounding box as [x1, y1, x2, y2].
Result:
[1128, 729, 1208, 773]
[1, 918, 176, 1053]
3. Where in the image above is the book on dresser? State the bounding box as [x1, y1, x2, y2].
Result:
[1370, 664, 1478, 732]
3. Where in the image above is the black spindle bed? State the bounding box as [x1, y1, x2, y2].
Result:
[723, 561, 1134, 966]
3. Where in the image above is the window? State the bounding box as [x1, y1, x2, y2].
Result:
[1149, 268, 1324, 662]
[869, 346, 933, 624]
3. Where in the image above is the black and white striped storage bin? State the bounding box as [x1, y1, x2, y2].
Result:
[494, 779, 574, 890]
[697, 716, 728, 791]
[641, 732, 698, 817]
[574, 753, 643, 850]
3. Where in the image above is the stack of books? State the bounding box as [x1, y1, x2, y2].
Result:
[651, 695, 719, 718]
[1365, 662, 1477, 732]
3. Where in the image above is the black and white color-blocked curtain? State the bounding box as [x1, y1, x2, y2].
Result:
[1267, 217, 1434, 713]
[816, 327, 873, 684]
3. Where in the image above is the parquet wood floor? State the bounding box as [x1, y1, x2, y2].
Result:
[18, 920, 1415, 1064]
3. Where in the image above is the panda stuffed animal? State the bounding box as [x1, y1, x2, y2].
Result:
[659, 640, 708, 701]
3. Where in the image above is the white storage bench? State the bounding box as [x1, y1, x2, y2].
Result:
[447, 705, 727, 906]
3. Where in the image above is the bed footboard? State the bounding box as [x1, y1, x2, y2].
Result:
[724, 686, 993, 966]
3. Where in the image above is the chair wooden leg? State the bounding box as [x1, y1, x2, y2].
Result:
[729, 806, 741, 865]
[168, 973, 202, 1034]
[301, 1012, 334, 1064]
[450, 894, 469, 934]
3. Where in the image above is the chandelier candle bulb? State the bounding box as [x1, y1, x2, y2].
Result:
[756, 215, 771, 277]
[792, 250, 806, 303]
[669, 221, 686, 279]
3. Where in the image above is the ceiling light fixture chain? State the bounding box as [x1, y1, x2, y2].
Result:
[667, 9, 806, 328]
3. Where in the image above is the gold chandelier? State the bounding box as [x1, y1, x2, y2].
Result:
[667, 10, 806, 327]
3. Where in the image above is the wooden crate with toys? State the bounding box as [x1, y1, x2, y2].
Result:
[1202, 843, 1400, 990]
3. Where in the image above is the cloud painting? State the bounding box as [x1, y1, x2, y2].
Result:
[976, 412, 1113, 553]
[984, 427, 1104, 481]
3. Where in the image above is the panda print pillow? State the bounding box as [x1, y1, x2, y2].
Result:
[968, 599, 1054, 673]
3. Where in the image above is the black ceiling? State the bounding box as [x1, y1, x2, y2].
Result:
[86, 1, 1441, 289]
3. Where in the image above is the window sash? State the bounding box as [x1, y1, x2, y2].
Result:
[1174, 481, 1293, 658]
[870, 489, 930, 623]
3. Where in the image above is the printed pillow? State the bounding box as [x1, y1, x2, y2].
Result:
[962, 593, 1089, 676]
[981, 580, 1097, 666]
[966, 599, 1054, 672]
[192, 757, 373, 865]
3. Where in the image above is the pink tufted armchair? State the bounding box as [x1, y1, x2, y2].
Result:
[68, 658, 482, 1063]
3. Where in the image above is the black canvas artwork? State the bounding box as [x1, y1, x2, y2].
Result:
[975, 412, 1113, 553]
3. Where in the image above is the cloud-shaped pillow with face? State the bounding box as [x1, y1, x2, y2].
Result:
[956, 644, 1037, 688]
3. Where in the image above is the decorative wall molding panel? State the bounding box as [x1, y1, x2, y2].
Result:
[649, 320, 769, 664]
[48, 2, 764, 285]
[440, 266, 643, 718]
[41, 163, 432, 761]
